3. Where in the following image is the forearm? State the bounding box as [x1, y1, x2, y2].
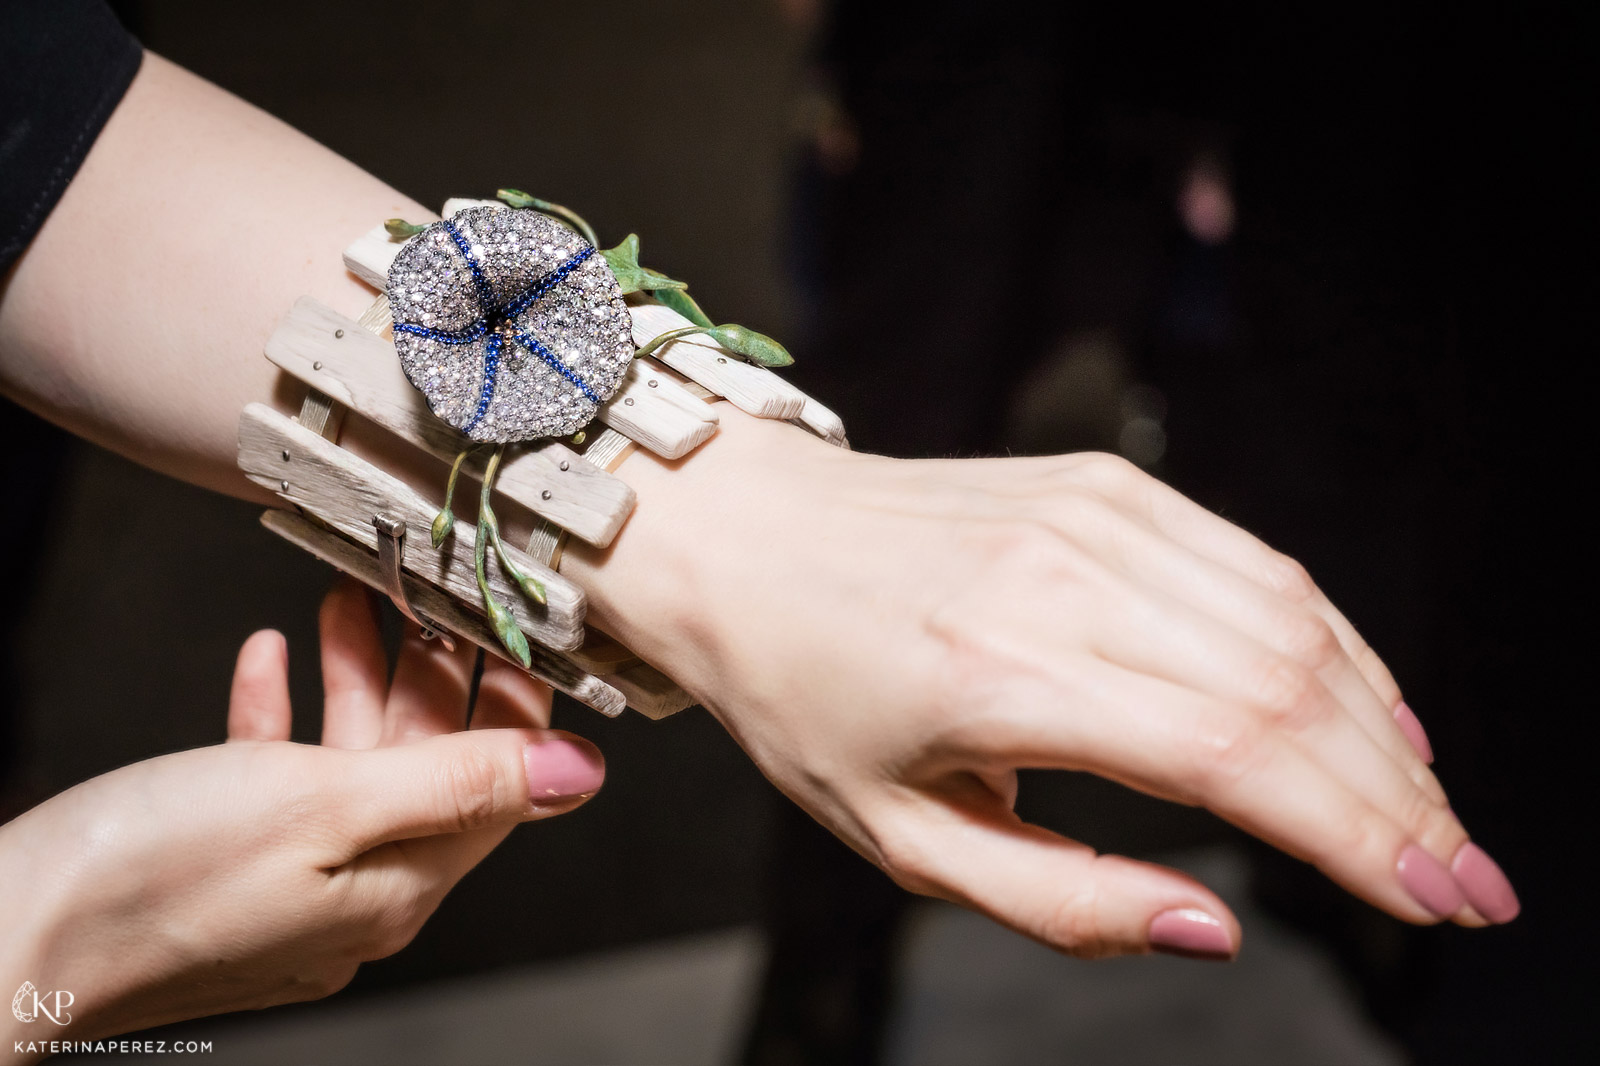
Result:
[0, 51, 424, 500]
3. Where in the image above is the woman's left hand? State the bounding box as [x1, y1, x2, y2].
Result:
[0, 580, 600, 1048]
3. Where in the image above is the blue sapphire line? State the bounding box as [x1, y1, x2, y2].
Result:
[463, 330, 504, 433]
[393, 320, 488, 345]
[513, 328, 602, 404]
[441, 219, 499, 316]
[500, 246, 595, 320]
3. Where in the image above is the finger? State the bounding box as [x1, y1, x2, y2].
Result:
[335, 728, 604, 851]
[972, 655, 1475, 925]
[227, 629, 292, 742]
[381, 629, 478, 745]
[1082, 581, 1472, 887]
[319, 578, 389, 750]
[471, 658, 553, 730]
[1095, 467, 1411, 722]
[1089, 573, 1455, 832]
[1078, 507, 1437, 784]
[876, 779, 1240, 960]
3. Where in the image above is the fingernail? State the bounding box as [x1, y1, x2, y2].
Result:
[522, 733, 605, 805]
[1451, 842, 1520, 923]
[1393, 701, 1433, 763]
[1397, 843, 1464, 918]
[1148, 908, 1235, 960]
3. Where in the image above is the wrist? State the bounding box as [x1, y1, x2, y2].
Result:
[561, 402, 856, 698]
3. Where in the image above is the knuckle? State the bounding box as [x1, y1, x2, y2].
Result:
[435, 745, 504, 833]
[1329, 805, 1390, 871]
[1248, 656, 1320, 723]
[1037, 879, 1114, 959]
[1188, 712, 1273, 793]
[871, 826, 939, 898]
[1400, 792, 1461, 852]
[1353, 643, 1403, 704]
[1073, 451, 1141, 492]
[1279, 612, 1343, 671]
[1262, 553, 1317, 604]
[1040, 492, 1121, 544]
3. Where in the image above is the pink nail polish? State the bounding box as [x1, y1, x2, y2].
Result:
[1148, 908, 1234, 960]
[523, 734, 605, 805]
[1393, 701, 1433, 763]
[1451, 843, 1521, 923]
[1397, 843, 1464, 919]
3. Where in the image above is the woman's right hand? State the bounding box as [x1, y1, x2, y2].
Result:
[0, 581, 602, 1052]
[573, 407, 1520, 962]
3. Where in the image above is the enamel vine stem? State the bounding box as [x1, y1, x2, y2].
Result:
[431, 444, 484, 547]
[496, 189, 599, 247]
[474, 445, 536, 668]
[481, 453, 546, 607]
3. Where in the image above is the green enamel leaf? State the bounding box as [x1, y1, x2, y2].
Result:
[385, 218, 427, 240]
[486, 596, 532, 669]
[705, 324, 794, 367]
[601, 234, 689, 295]
[430, 508, 455, 548]
[650, 286, 714, 328]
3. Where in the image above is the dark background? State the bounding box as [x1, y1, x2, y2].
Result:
[2, 1, 1592, 1062]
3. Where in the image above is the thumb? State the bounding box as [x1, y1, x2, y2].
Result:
[886, 788, 1241, 961]
[339, 728, 605, 848]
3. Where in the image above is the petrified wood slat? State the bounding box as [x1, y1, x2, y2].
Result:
[239, 403, 586, 652]
[259, 509, 623, 717]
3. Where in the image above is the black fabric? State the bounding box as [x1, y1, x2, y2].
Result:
[0, 0, 142, 273]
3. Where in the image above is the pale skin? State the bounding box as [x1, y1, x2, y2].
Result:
[0, 580, 604, 1055]
[0, 51, 1516, 1043]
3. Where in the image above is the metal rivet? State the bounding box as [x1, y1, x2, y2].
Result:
[624, 396, 635, 406]
[333, 328, 345, 339]
[647, 379, 658, 388]
[313, 361, 323, 371]
[717, 357, 727, 364]
[281, 449, 290, 461]
[558, 460, 570, 471]
[279, 479, 289, 492]
[541, 489, 553, 501]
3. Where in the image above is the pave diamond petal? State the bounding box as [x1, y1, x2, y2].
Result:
[387, 206, 634, 443]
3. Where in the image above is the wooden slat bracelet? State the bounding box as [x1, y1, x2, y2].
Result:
[243, 192, 846, 719]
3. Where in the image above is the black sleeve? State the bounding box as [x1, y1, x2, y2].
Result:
[0, 0, 142, 273]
